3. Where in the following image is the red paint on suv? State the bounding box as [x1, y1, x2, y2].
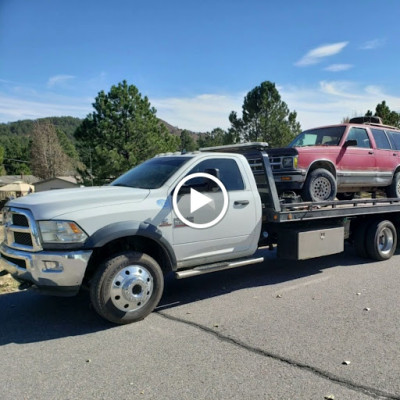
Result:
[267, 117, 400, 201]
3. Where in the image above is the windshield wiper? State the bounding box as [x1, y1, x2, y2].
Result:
[112, 183, 133, 188]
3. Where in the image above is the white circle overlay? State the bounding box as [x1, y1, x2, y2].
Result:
[172, 172, 229, 229]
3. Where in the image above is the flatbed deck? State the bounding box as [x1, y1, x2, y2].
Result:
[267, 197, 400, 222]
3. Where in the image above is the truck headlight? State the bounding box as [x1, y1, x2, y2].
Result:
[282, 157, 293, 168]
[38, 221, 88, 243]
[282, 156, 298, 169]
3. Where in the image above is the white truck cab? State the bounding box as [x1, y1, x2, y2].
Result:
[1, 151, 262, 323]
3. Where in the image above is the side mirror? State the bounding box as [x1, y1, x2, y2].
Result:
[344, 139, 357, 148]
[205, 168, 220, 179]
[178, 185, 191, 195]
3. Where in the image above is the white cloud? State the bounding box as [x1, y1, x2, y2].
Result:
[0, 93, 91, 122]
[153, 93, 244, 132]
[295, 42, 349, 67]
[2, 80, 400, 135]
[47, 74, 75, 88]
[280, 81, 400, 130]
[360, 39, 385, 50]
[324, 64, 353, 72]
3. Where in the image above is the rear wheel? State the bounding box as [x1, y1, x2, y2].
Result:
[365, 220, 397, 261]
[90, 251, 164, 324]
[386, 171, 400, 198]
[353, 221, 370, 259]
[302, 168, 337, 202]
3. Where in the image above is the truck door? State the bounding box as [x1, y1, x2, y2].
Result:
[172, 157, 261, 267]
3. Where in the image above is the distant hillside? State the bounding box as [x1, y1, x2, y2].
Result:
[158, 119, 199, 140]
[0, 116, 200, 140]
[0, 116, 82, 140]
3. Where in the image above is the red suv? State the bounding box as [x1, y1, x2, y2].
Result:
[267, 117, 400, 201]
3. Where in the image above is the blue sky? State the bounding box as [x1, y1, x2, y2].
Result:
[1, 0, 400, 132]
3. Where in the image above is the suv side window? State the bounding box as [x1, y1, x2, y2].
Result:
[347, 127, 371, 148]
[188, 158, 244, 191]
[371, 128, 392, 150]
[386, 130, 400, 150]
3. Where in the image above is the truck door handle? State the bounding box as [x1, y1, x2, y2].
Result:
[234, 200, 249, 206]
[368, 151, 374, 154]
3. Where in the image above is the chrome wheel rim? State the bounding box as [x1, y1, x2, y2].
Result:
[378, 227, 394, 255]
[110, 265, 153, 312]
[311, 177, 331, 200]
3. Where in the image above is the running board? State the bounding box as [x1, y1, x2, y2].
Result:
[175, 257, 264, 279]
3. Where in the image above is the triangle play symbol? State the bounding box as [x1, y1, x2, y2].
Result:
[190, 188, 213, 213]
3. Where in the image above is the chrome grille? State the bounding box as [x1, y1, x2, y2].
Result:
[269, 156, 283, 170]
[3, 207, 42, 252]
[12, 213, 29, 227]
[14, 232, 33, 246]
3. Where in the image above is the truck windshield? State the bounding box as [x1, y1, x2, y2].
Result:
[288, 126, 346, 147]
[111, 156, 192, 189]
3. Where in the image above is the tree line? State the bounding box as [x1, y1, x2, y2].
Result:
[1, 80, 399, 185]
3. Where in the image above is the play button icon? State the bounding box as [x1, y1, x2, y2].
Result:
[172, 172, 229, 229]
[190, 188, 213, 213]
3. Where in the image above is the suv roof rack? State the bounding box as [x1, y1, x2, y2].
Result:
[349, 116, 383, 125]
[349, 116, 400, 130]
[200, 142, 269, 152]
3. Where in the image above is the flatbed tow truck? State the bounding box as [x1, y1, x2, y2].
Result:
[1, 143, 399, 323]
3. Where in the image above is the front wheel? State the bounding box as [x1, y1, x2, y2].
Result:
[302, 168, 337, 202]
[90, 251, 164, 324]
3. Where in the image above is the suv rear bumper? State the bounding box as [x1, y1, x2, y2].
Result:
[0, 242, 92, 296]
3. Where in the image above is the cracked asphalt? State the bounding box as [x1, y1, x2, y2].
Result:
[1, 246, 400, 400]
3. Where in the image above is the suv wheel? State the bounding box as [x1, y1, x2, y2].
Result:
[386, 171, 400, 198]
[302, 168, 337, 202]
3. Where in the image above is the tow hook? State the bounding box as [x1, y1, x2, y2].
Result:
[0, 269, 9, 276]
[18, 281, 33, 290]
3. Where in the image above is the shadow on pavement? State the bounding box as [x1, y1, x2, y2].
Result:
[157, 246, 376, 311]
[0, 246, 384, 345]
[0, 290, 113, 346]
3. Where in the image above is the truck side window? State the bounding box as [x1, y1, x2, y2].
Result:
[188, 158, 245, 191]
[347, 127, 371, 148]
[371, 128, 392, 150]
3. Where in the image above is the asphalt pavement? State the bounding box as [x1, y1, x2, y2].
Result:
[1, 246, 400, 400]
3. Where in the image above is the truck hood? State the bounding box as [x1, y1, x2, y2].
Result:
[266, 147, 298, 156]
[6, 186, 150, 220]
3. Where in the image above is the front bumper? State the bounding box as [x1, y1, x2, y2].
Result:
[273, 170, 306, 192]
[0, 242, 92, 296]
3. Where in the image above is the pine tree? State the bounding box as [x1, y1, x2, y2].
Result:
[75, 81, 179, 184]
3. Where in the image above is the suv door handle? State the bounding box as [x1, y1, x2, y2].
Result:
[368, 151, 374, 154]
[234, 200, 249, 206]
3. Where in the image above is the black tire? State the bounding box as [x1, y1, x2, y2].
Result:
[302, 168, 337, 202]
[386, 171, 400, 198]
[365, 220, 397, 261]
[90, 251, 164, 324]
[336, 192, 355, 201]
[353, 221, 370, 259]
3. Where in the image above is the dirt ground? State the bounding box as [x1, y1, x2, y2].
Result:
[0, 222, 19, 293]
